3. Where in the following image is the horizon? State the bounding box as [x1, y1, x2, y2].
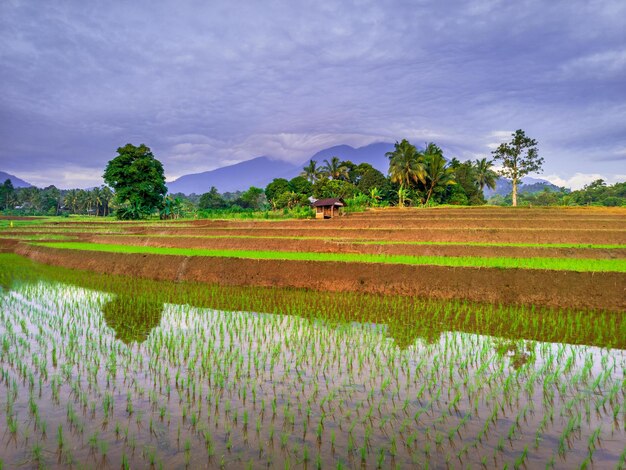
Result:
[1, 1, 624, 189]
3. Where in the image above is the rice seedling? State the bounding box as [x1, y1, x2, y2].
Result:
[0, 252, 623, 467]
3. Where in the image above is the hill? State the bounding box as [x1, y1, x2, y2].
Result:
[167, 142, 395, 195]
[167, 157, 300, 194]
[0, 171, 32, 188]
[484, 177, 561, 198]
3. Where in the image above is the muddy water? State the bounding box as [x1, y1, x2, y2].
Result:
[1, 280, 625, 469]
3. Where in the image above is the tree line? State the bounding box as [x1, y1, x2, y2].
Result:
[2, 131, 623, 219]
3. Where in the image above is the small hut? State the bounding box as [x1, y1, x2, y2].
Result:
[312, 198, 345, 219]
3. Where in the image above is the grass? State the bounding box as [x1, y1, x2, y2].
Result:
[101, 234, 626, 250]
[35, 241, 626, 272]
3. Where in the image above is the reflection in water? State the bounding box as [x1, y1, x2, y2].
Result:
[0, 279, 625, 469]
[102, 295, 164, 344]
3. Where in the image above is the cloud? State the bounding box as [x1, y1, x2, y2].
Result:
[543, 173, 626, 190]
[0, 0, 625, 187]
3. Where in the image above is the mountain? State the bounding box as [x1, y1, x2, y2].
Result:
[0, 171, 31, 188]
[167, 157, 300, 195]
[484, 177, 561, 198]
[167, 142, 396, 195]
[305, 142, 395, 172]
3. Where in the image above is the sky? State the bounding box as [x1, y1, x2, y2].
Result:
[1, 0, 625, 189]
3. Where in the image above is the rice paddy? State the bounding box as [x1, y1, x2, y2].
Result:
[1, 207, 625, 468]
[33, 241, 626, 272]
[1, 255, 625, 469]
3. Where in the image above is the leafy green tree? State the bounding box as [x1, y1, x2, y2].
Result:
[236, 186, 265, 210]
[288, 176, 313, 197]
[312, 177, 358, 199]
[491, 130, 543, 207]
[0, 179, 16, 210]
[103, 143, 167, 219]
[301, 159, 321, 183]
[199, 187, 229, 209]
[265, 178, 290, 207]
[357, 168, 392, 202]
[275, 191, 309, 209]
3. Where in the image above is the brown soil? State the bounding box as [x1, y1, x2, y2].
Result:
[132, 227, 626, 244]
[87, 235, 626, 259]
[13, 243, 626, 312]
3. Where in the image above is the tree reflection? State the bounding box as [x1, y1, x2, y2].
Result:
[102, 296, 164, 344]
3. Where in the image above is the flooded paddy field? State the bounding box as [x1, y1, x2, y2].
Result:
[1, 254, 625, 469]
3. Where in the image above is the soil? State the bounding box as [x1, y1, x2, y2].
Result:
[12, 243, 626, 312]
[3, 207, 625, 311]
[87, 235, 626, 259]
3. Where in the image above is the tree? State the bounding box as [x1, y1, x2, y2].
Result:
[321, 157, 349, 181]
[103, 144, 167, 219]
[199, 187, 229, 210]
[236, 186, 265, 210]
[386, 139, 424, 205]
[0, 179, 16, 211]
[421, 143, 455, 205]
[474, 158, 497, 192]
[312, 177, 358, 199]
[64, 189, 79, 214]
[265, 178, 290, 208]
[288, 176, 313, 197]
[491, 130, 543, 207]
[301, 160, 321, 183]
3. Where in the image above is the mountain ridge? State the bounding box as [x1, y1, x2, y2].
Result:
[0, 171, 32, 188]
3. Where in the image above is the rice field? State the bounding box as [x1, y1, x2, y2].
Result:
[1, 255, 625, 469]
[1, 207, 625, 468]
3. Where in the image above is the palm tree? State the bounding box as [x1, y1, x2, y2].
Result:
[77, 189, 90, 215]
[321, 157, 349, 180]
[386, 140, 424, 206]
[301, 159, 321, 183]
[422, 144, 455, 205]
[64, 189, 79, 214]
[474, 158, 498, 192]
[386, 140, 424, 187]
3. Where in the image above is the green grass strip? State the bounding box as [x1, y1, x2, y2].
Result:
[113, 233, 626, 249]
[35, 242, 626, 272]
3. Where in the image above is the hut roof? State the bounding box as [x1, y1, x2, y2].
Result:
[311, 198, 345, 207]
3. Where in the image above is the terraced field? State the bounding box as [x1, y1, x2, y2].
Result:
[1, 207, 625, 469]
[1, 207, 624, 310]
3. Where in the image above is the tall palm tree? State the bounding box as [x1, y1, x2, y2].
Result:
[64, 189, 79, 214]
[321, 157, 349, 180]
[386, 140, 424, 206]
[422, 144, 455, 205]
[474, 158, 498, 192]
[301, 159, 321, 183]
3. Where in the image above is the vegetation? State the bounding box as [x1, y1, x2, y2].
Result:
[3, 135, 624, 221]
[35, 242, 626, 272]
[103, 143, 168, 219]
[491, 130, 544, 207]
[0, 253, 624, 468]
